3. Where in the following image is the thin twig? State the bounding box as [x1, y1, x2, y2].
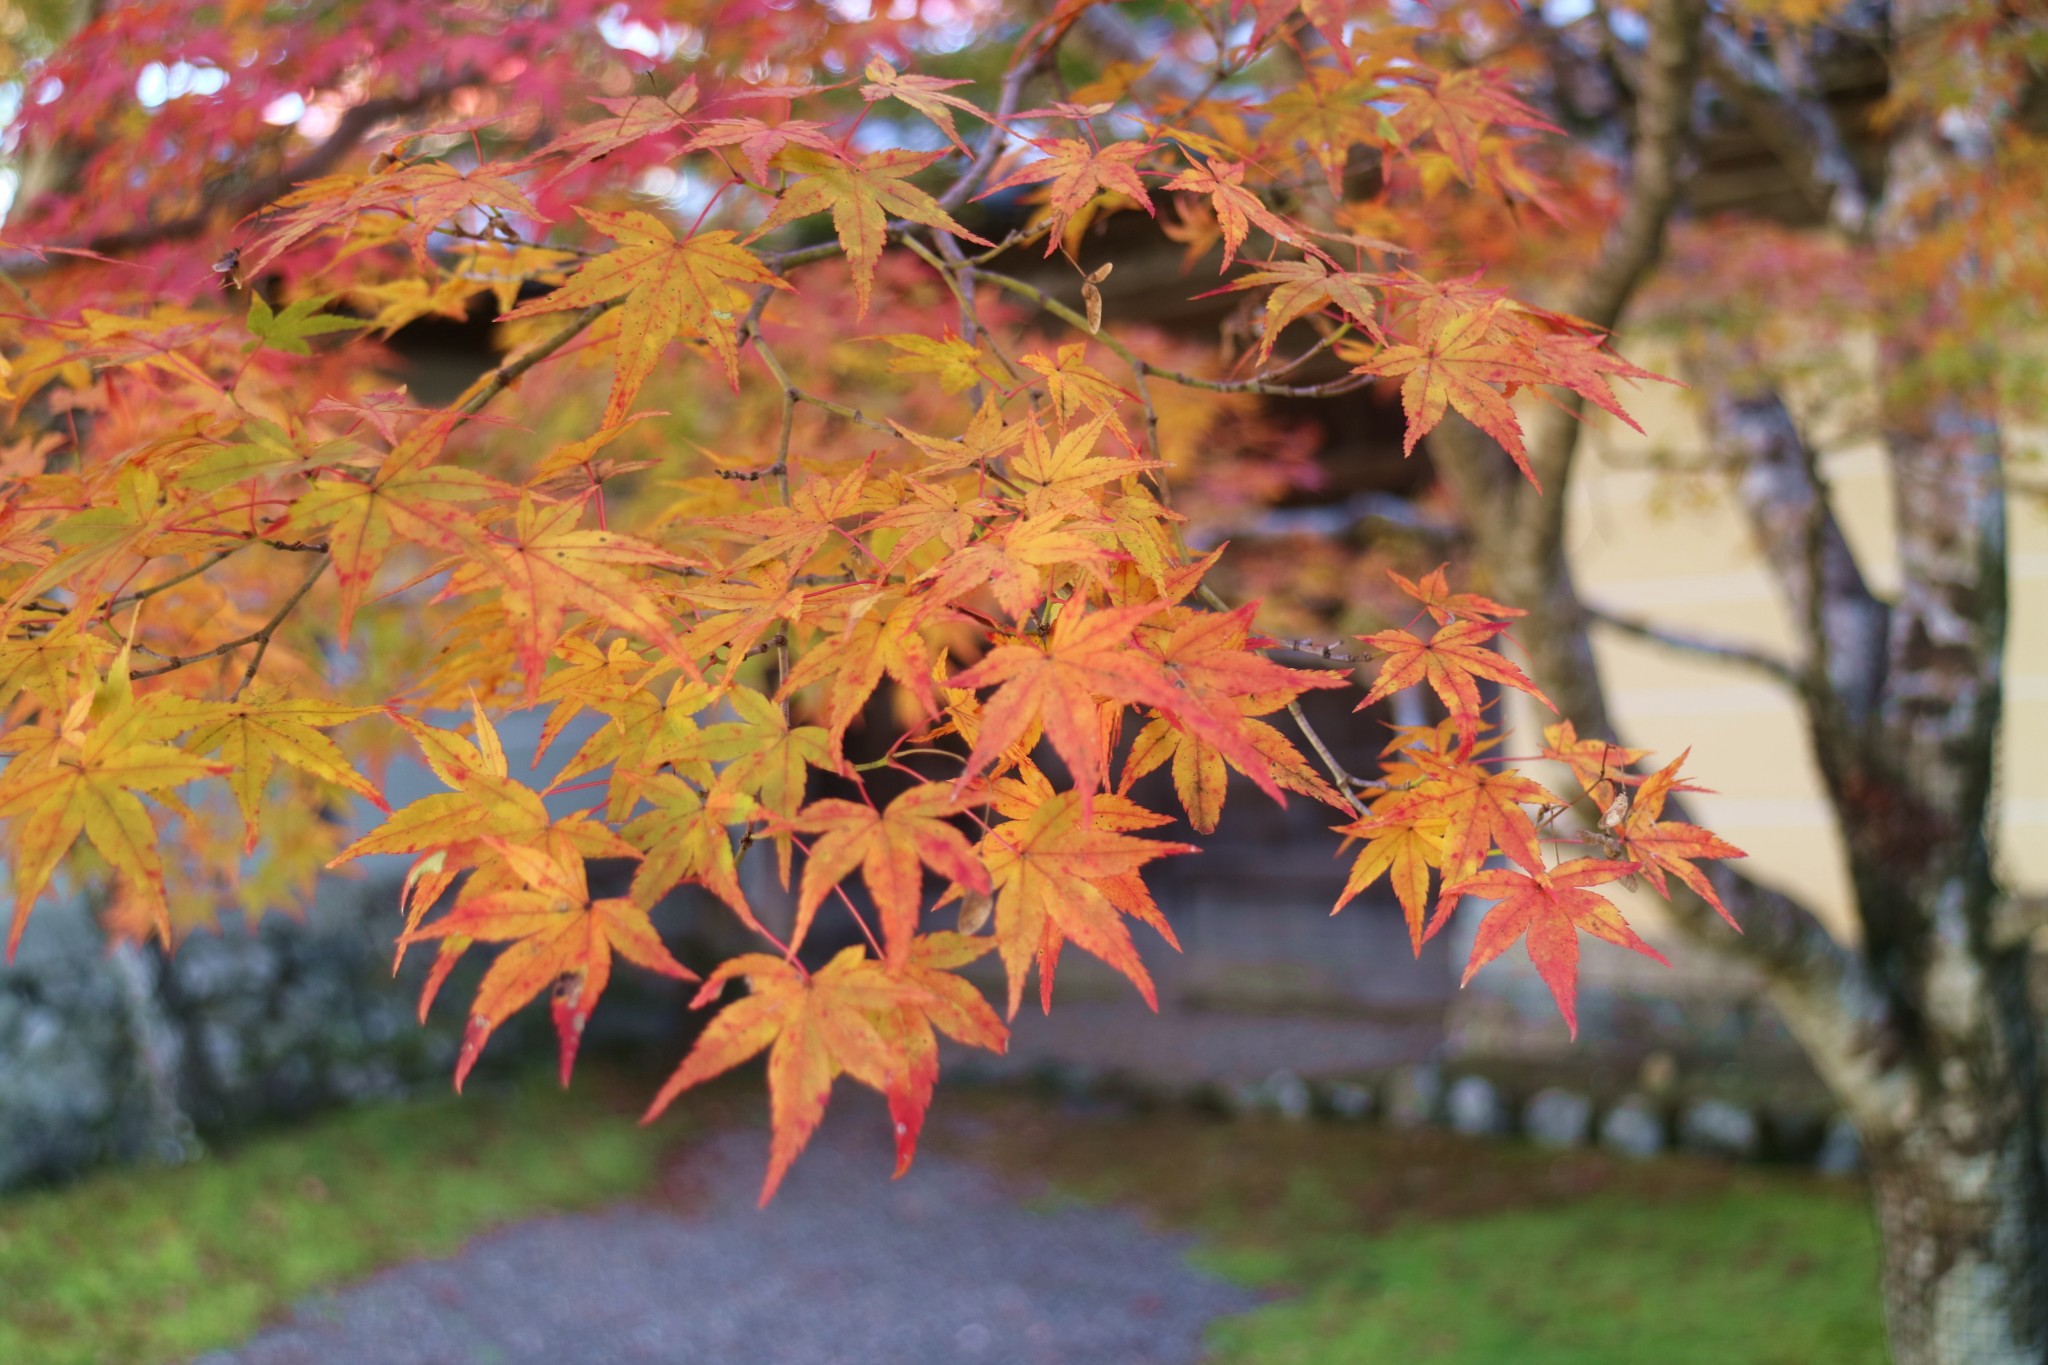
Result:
[131, 555, 327, 683]
[1193, 583, 1370, 814]
[1584, 602, 1802, 689]
[231, 557, 328, 699]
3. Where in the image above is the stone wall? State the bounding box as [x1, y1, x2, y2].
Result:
[0, 874, 702, 1194]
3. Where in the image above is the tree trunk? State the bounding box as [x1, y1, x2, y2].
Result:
[1859, 935, 2048, 1365]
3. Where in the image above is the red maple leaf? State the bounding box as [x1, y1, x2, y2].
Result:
[1450, 858, 1665, 1038]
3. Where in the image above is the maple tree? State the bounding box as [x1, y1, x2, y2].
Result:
[0, 1, 2039, 1359]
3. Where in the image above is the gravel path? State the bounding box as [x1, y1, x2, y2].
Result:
[193, 1100, 1258, 1365]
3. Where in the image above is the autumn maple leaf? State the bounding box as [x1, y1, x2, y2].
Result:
[1122, 704, 1346, 833]
[619, 773, 756, 927]
[1219, 258, 1385, 365]
[278, 416, 508, 644]
[674, 562, 825, 684]
[1162, 156, 1308, 272]
[868, 933, 1007, 1176]
[752, 147, 992, 316]
[778, 591, 939, 769]
[327, 702, 635, 943]
[402, 841, 694, 1088]
[670, 686, 830, 882]
[873, 331, 1001, 395]
[792, 784, 990, 963]
[1016, 345, 1136, 442]
[1366, 751, 1554, 899]
[1008, 412, 1155, 501]
[1539, 720, 1648, 810]
[1387, 68, 1561, 183]
[860, 60, 986, 156]
[646, 945, 976, 1203]
[242, 160, 541, 276]
[1333, 796, 1447, 951]
[978, 790, 1193, 1017]
[1612, 749, 1747, 927]
[500, 208, 789, 418]
[979, 138, 1155, 255]
[1387, 563, 1527, 626]
[157, 688, 385, 852]
[705, 461, 870, 573]
[682, 116, 839, 184]
[1449, 858, 1665, 1037]
[542, 79, 699, 183]
[1357, 618, 1553, 756]
[1352, 304, 1548, 482]
[946, 602, 1179, 799]
[469, 496, 701, 699]
[913, 510, 1114, 622]
[0, 653, 226, 952]
[1137, 602, 1349, 804]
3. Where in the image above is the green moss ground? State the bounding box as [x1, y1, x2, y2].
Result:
[943, 1097, 1889, 1364]
[0, 1073, 671, 1365]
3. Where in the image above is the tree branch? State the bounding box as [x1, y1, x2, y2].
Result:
[1703, 372, 1890, 724]
[1584, 602, 1803, 688]
[1510, 0, 1708, 525]
[1700, 19, 1874, 237]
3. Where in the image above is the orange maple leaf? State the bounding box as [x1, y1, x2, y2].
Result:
[1351, 304, 1547, 482]
[860, 59, 986, 156]
[1367, 750, 1555, 899]
[1140, 602, 1349, 804]
[1122, 704, 1347, 833]
[1539, 719, 1648, 811]
[873, 331, 1002, 394]
[946, 602, 1179, 799]
[157, 688, 385, 853]
[913, 510, 1114, 622]
[1357, 618, 1553, 756]
[1162, 156, 1308, 272]
[868, 932, 1008, 1176]
[980, 138, 1155, 255]
[1613, 749, 1747, 927]
[1332, 797, 1446, 951]
[645, 945, 946, 1203]
[793, 785, 990, 963]
[1450, 857, 1664, 1038]
[242, 159, 540, 276]
[778, 591, 939, 769]
[752, 147, 992, 316]
[681, 116, 839, 184]
[619, 773, 757, 927]
[542, 79, 699, 183]
[500, 208, 789, 418]
[0, 655, 227, 952]
[672, 686, 830, 884]
[1219, 258, 1385, 365]
[471, 496, 700, 699]
[705, 461, 870, 573]
[977, 789, 1193, 1017]
[1387, 563, 1527, 626]
[401, 841, 694, 1088]
[1387, 68, 1561, 183]
[279, 416, 508, 644]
